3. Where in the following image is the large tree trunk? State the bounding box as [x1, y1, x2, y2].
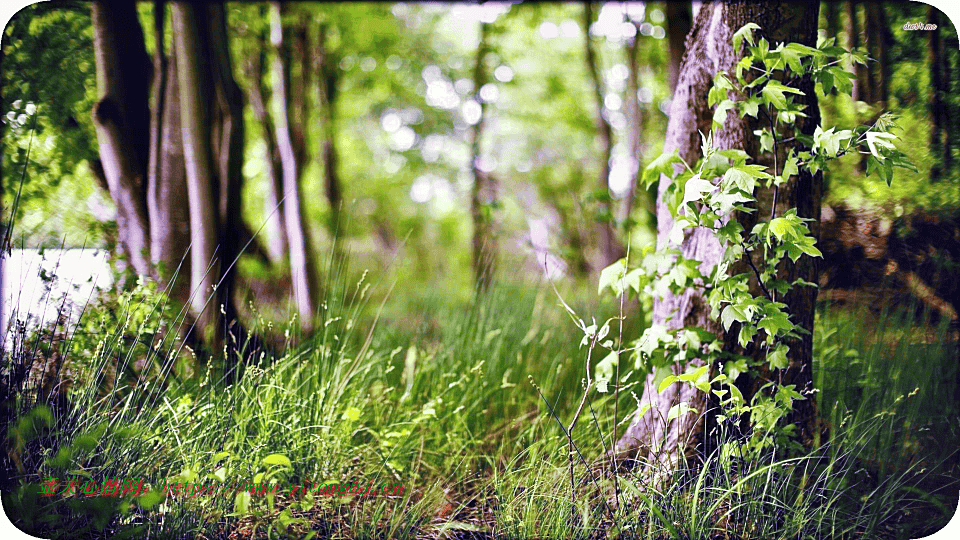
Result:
[471, 21, 497, 291]
[584, 2, 622, 269]
[92, 0, 261, 367]
[615, 1, 822, 477]
[271, 1, 319, 326]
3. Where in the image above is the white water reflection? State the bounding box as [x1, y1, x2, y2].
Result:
[1, 249, 113, 339]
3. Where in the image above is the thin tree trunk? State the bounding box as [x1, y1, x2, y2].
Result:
[865, 3, 890, 106]
[317, 22, 345, 257]
[271, 1, 318, 326]
[621, 22, 650, 233]
[205, 3, 246, 333]
[665, 1, 693, 93]
[845, 1, 866, 103]
[584, 2, 622, 269]
[471, 21, 496, 291]
[241, 9, 288, 264]
[91, 0, 153, 277]
[616, 1, 822, 477]
[171, 2, 222, 346]
[930, 6, 947, 182]
[824, 1, 839, 43]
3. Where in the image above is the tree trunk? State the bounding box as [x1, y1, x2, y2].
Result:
[584, 2, 622, 269]
[615, 1, 822, 477]
[471, 21, 497, 291]
[271, 1, 319, 326]
[864, 3, 891, 106]
[147, 13, 191, 299]
[242, 10, 288, 264]
[844, 1, 867, 103]
[621, 21, 653, 236]
[317, 22, 345, 256]
[92, 0, 262, 368]
[665, 1, 693, 93]
[91, 0, 153, 277]
[171, 2, 223, 346]
[929, 6, 947, 182]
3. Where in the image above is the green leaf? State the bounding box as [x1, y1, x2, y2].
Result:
[598, 258, 627, 294]
[681, 175, 717, 209]
[643, 150, 682, 188]
[740, 98, 760, 118]
[768, 345, 789, 370]
[659, 375, 679, 393]
[262, 454, 292, 469]
[865, 131, 897, 158]
[234, 491, 251, 514]
[733, 23, 761, 51]
[720, 304, 749, 331]
[667, 403, 697, 422]
[713, 99, 736, 129]
[594, 351, 618, 394]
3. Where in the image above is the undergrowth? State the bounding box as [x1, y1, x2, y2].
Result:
[1, 263, 957, 539]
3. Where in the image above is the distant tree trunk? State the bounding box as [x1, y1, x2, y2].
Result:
[271, 1, 319, 326]
[845, 1, 867, 102]
[316, 22, 345, 257]
[622, 21, 654, 236]
[864, 3, 891, 106]
[471, 21, 496, 291]
[665, 1, 693, 93]
[929, 6, 948, 182]
[615, 1, 822, 477]
[824, 1, 839, 43]
[584, 2, 622, 269]
[241, 10, 288, 263]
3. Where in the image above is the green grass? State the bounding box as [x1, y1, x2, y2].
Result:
[2, 269, 958, 539]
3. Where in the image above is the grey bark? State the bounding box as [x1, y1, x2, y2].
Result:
[271, 1, 319, 325]
[171, 1, 223, 345]
[91, 0, 153, 276]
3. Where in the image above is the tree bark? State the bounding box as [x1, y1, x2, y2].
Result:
[271, 1, 319, 326]
[91, 0, 153, 277]
[615, 1, 822, 477]
[171, 2, 223, 346]
[864, 3, 891, 106]
[471, 21, 497, 291]
[317, 22, 345, 256]
[584, 2, 622, 269]
[147, 16, 191, 299]
[844, 1, 867, 103]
